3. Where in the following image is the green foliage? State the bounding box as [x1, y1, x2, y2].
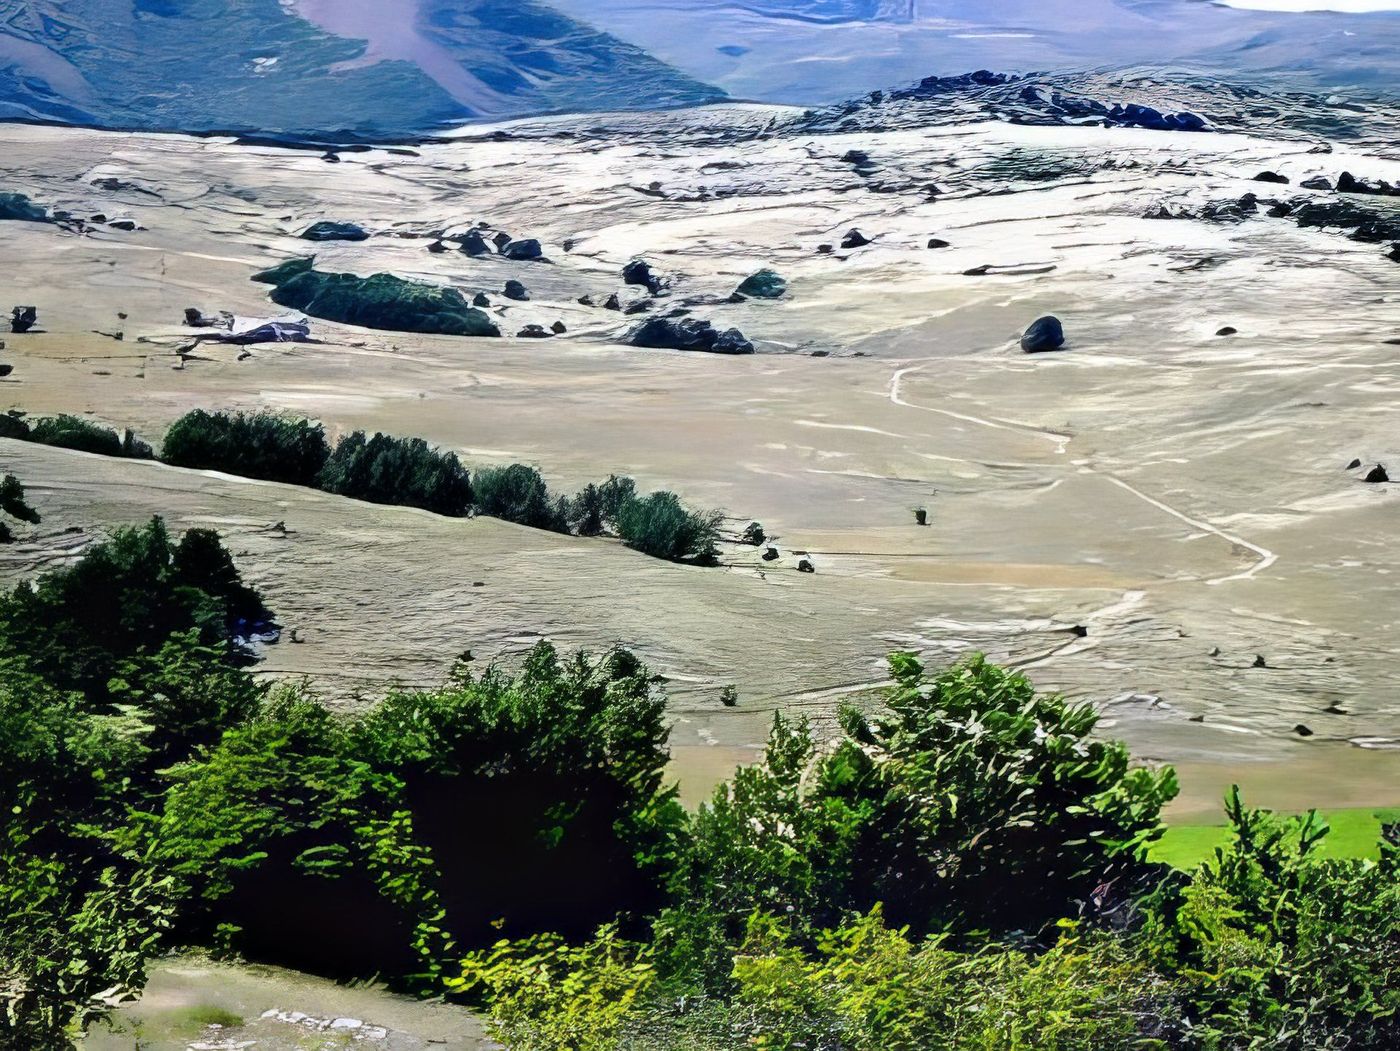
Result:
[161, 409, 330, 486]
[615, 491, 721, 564]
[0, 517, 267, 702]
[473, 464, 569, 531]
[0, 475, 39, 526]
[0, 414, 30, 441]
[452, 925, 657, 1051]
[1139, 788, 1400, 1050]
[268, 269, 500, 337]
[27, 416, 124, 457]
[670, 653, 1178, 971]
[568, 476, 638, 537]
[317, 430, 472, 515]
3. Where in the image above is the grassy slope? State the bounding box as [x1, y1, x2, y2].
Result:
[1153, 808, 1400, 869]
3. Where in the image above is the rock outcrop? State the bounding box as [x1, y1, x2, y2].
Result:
[626, 317, 754, 354]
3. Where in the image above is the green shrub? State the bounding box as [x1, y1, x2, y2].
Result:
[27, 415, 124, 457]
[473, 464, 569, 532]
[615, 491, 720, 564]
[0, 475, 38, 526]
[0, 517, 267, 702]
[317, 430, 472, 515]
[669, 653, 1178, 970]
[268, 269, 499, 337]
[0, 414, 30, 441]
[568, 476, 638, 537]
[1139, 788, 1400, 1050]
[161, 409, 330, 486]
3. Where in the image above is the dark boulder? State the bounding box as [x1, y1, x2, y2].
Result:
[840, 228, 872, 249]
[796, 557, 815, 573]
[1346, 458, 1362, 470]
[603, 293, 622, 311]
[624, 299, 653, 316]
[9, 306, 37, 334]
[1364, 464, 1390, 484]
[301, 221, 369, 242]
[550, 321, 567, 334]
[501, 238, 543, 261]
[1253, 171, 1289, 185]
[927, 237, 951, 249]
[1300, 175, 1333, 191]
[107, 218, 139, 231]
[735, 268, 787, 299]
[626, 317, 754, 355]
[1337, 171, 1400, 197]
[816, 243, 833, 254]
[0, 192, 49, 223]
[623, 259, 665, 295]
[1020, 315, 1065, 354]
[427, 240, 450, 254]
[461, 230, 493, 256]
[761, 545, 779, 562]
[492, 231, 512, 250]
[472, 292, 491, 307]
[503, 280, 530, 301]
[1216, 326, 1237, 337]
[517, 324, 551, 338]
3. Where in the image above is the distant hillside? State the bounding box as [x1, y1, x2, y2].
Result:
[0, 0, 725, 139]
[548, 0, 1400, 105]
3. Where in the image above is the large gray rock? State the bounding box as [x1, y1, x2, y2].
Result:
[735, 268, 787, 299]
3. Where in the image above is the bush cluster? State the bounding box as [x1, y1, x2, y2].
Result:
[154, 410, 722, 562]
[0, 413, 153, 459]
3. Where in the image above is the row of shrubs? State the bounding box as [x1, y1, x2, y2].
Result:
[2, 520, 1395, 1049]
[161, 410, 721, 562]
[0, 410, 153, 459]
[3, 407, 721, 563]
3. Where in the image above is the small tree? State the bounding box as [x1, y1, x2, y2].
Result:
[473, 464, 568, 532]
[615, 492, 721, 564]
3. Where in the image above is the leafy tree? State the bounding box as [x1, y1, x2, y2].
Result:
[474, 464, 569, 532]
[615, 491, 720, 564]
[317, 430, 472, 515]
[1140, 788, 1400, 1050]
[26, 416, 125, 457]
[161, 409, 330, 486]
[0, 476, 39, 525]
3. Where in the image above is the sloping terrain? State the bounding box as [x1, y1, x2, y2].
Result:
[1, 73, 1399, 809]
[0, 0, 722, 137]
[551, 0, 1400, 105]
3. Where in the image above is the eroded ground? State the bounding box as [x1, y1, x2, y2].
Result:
[2, 107, 1399, 812]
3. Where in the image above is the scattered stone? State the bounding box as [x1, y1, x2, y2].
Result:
[472, 292, 491, 307]
[427, 239, 449, 253]
[1188, 713, 1205, 723]
[492, 231, 512, 250]
[550, 320, 567, 334]
[742, 522, 766, 546]
[1209, 646, 1221, 657]
[1216, 326, 1237, 336]
[1020, 315, 1066, 354]
[1253, 171, 1289, 184]
[1337, 170, 1400, 197]
[9, 306, 37, 334]
[603, 293, 622, 311]
[816, 243, 833, 254]
[1363, 464, 1390, 483]
[577, 294, 596, 306]
[1324, 703, 1348, 715]
[623, 259, 665, 294]
[1294, 724, 1314, 737]
[734, 268, 787, 299]
[840, 228, 872, 249]
[761, 545, 780, 562]
[914, 507, 928, 526]
[301, 220, 369, 242]
[1308, 144, 1333, 154]
[517, 324, 551, 338]
[461, 229, 493, 256]
[321, 151, 341, 163]
[720, 685, 739, 707]
[1069, 625, 1089, 638]
[626, 317, 753, 354]
[501, 238, 543, 261]
[623, 298, 653, 315]
[1253, 655, 1268, 668]
[927, 237, 951, 249]
[107, 218, 139, 231]
[184, 307, 221, 327]
[1346, 458, 1362, 470]
[503, 279, 530, 301]
[1300, 175, 1333, 191]
[796, 557, 815, 573]
[1266, 202, 1293, 218]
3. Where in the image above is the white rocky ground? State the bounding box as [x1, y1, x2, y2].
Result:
[2, 102, 1399, 821]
